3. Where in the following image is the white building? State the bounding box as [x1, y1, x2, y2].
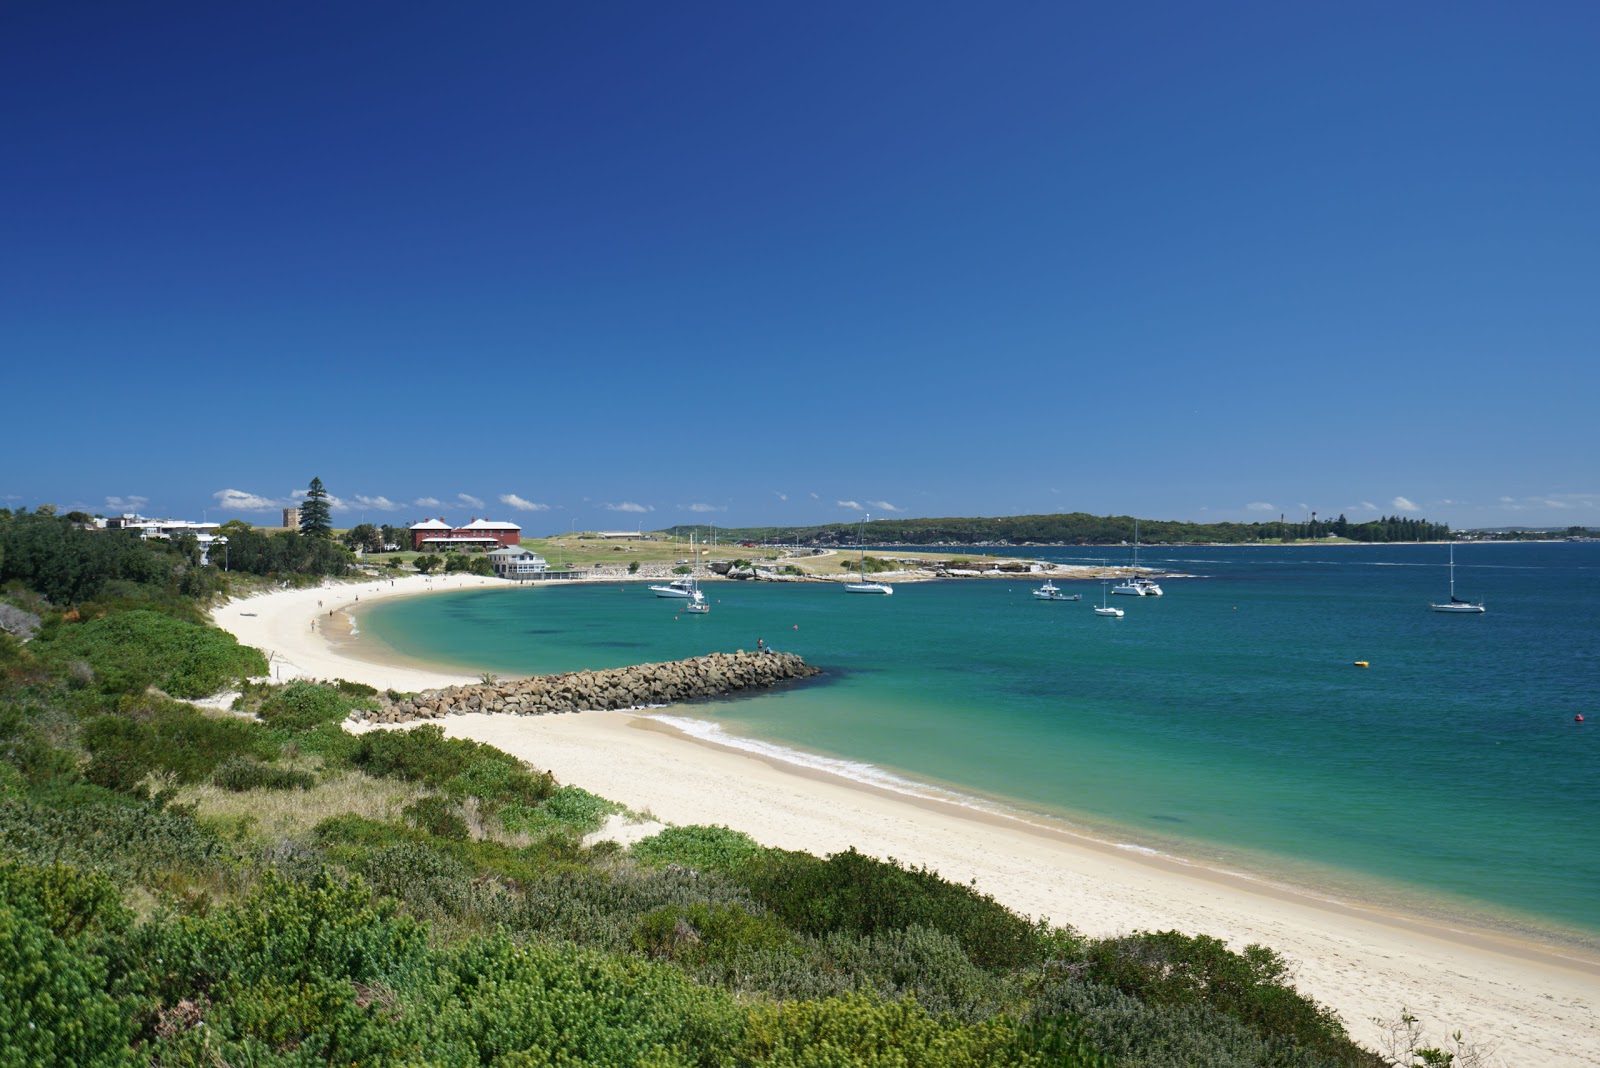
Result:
[487, 545, 549, 580]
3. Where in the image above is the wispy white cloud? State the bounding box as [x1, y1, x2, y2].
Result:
[414, 497, 442, 507]
[105, 495, 149, 511]
[354, 495, 400, 511]
[809, 492, 820, 500]
[867, 500, 900, 512]
[773, 491, 788, 502]
[686, 502, 725, 513]
[1245, 501, 1275, 512]
[213, 488, 287, 512]
[500, 493, 549, 511]
[1491, 493, 1600, 514]
[1392, 496, 1419, 512]
[837, 500, 863, 511]
[1357, 501, 1379, 512]
[605, 501, 653, 513]
[457, 493, 485, 509]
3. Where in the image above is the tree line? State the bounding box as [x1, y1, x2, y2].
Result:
[669, 511, 1456, 547]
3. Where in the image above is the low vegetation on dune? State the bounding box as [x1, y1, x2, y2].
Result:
[1, 506, 1458, 1066]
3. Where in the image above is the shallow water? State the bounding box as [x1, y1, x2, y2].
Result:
[362, 542, 1600, 945]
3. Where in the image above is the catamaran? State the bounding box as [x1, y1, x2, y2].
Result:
[1429, 543, 1484, 613]
[1111, 519, 1163, 596]
[844, 514, 893, 595]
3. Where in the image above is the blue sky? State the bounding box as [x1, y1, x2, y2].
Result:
[4, 2, 1596, 532]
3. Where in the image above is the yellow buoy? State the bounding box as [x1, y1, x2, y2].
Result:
[1353, 660, 1369, 668]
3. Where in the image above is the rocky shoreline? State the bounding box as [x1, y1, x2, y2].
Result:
[356, 649, 821, 724]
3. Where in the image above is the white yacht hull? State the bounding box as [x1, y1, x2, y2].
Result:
[845, 583, 893, 595]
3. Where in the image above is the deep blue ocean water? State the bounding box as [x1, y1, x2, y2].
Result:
[360, 543, 1600, 946]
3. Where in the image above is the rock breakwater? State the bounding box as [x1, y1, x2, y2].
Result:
[357, 650, 820, 724]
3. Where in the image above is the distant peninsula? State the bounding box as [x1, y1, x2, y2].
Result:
[666, 511, 1465, 547]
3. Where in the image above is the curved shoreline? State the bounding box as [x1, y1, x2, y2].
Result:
[211, 575, 1600, 1065]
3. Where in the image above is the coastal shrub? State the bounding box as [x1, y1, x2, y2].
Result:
[735, 992, 1106, 1068]
[0, 902, 134, 1068]
[510, 866, 764, 954]
[0, 795, 227, 886]
[36, 610, 266, 697]
[293, 720, 361, 766]
[500, 784, 622, 837]
[0, 861, 131, 943]
[210, 756, 315, 792]
[130, 870, 434, 1065]
[736, 847, 1042, 972]
[1084, 930, 1357, 1059]
[1029, 976, 1381, 1068]
[83, 705, 278, 791]
[633, 900, 796, 963]
[632, 824, 764, 873]
[403, 795, 470, 840]
[431, 935, 744, 1066]
[351, 724, 554, 812]
[257, 680, 355, 732]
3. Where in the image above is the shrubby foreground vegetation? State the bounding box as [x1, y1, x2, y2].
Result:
[2, 508, 1446, 1065]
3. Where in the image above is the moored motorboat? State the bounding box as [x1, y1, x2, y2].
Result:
[1032, 579, 1081, 601]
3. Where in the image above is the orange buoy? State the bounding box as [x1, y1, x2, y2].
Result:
[1578, 714, 1586, 723]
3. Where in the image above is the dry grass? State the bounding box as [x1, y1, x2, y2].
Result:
[177, 769, 429, 840]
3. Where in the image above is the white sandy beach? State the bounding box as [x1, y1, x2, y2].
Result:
[214, 576, 1600, 1066]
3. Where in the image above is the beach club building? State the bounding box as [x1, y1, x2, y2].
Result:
[486, 545, 549, 579]
[408, 517, 522, 552]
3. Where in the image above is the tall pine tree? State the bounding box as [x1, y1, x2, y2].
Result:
[300, 477, 333, 539]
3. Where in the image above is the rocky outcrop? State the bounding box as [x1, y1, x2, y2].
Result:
[357, 650, 821, 725]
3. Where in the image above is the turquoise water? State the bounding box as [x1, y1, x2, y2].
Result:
[361, 543, 1600, 945]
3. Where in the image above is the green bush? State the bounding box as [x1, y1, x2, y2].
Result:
[1084, 930, 1358, 1059]
[257, 680, 355, 732]
[736, 847, 1044, 972]
[431, 935, 744, 1066]
[501, 785, 623, 836]
[633, 900, 796, 963]
[632, 824, 764, 872]
[0, 861, 130, 943]
[736, 992, 1105, 1067]
[83, 704, 278, 792]
[210, 757, 315, 792]
[1029, 976, 1377, 1068]
[403, 795, 469, 840]
[36, 610, 266, 697]
[351, 724, 553, 810]
[0, 795, 227, 887]
[131, 870, 433, 1065]
[0, 903, 133, 1068]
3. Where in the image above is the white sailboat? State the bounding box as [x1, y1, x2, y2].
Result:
[1430, 543, 1484, 613]
[844, 514, 893, 594]
[682, 533, 710, 613]
[1111, 519, 1163, 596]
[1094, 581, 1124, 617]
